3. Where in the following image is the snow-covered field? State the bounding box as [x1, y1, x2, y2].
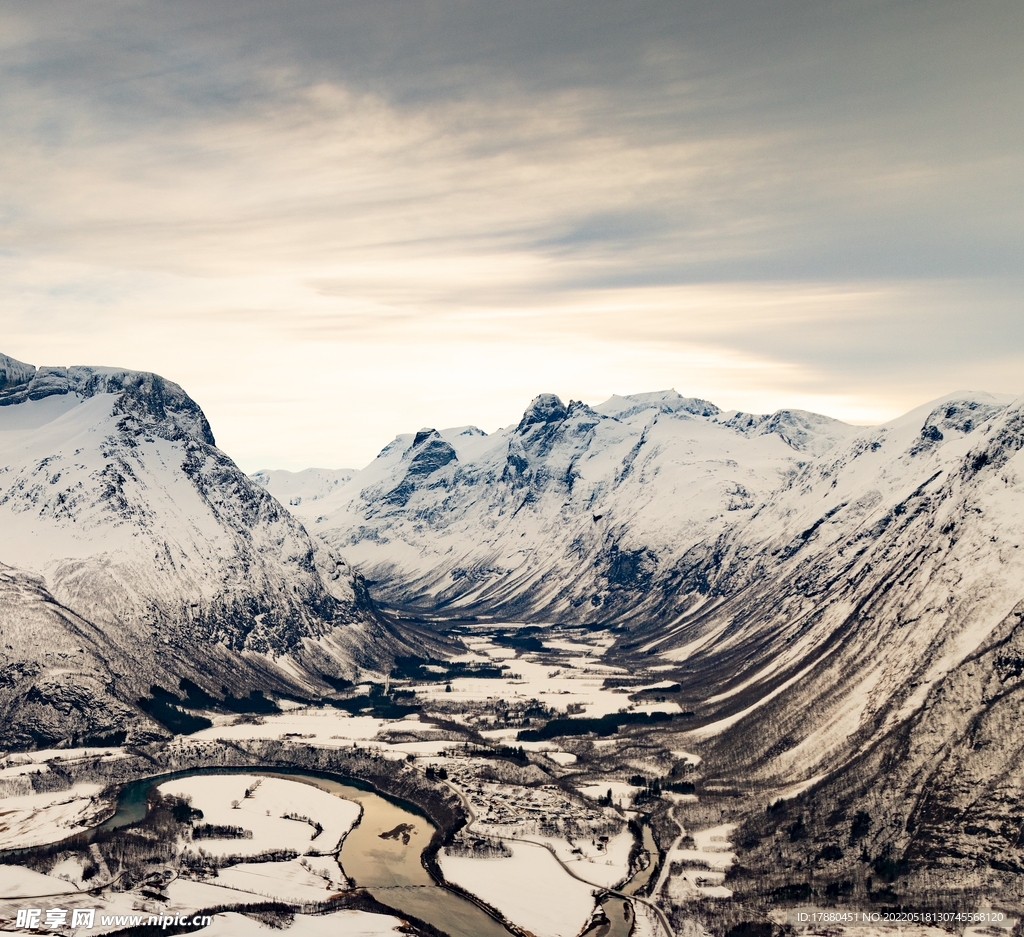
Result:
[0, 864, 80, 898]
[186, 711, 390, 745]
[414, 635, 679, 721]
[524, 827, 634, 889]
[0, 747, 125, 781]
[0, 878, 171, 936]
[546, 751, 577, 765]
[213, 855, 345, 902]
[199, 909, 406, 937]
[182, 710, 451, 759]
[163, 877, 285, 910]
[439, 840, 597, 937]
[159, 775, 360, 861]
[0, 783, 107, 850]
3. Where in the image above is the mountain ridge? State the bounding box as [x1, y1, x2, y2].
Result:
[0, 352, 423, 748]
[255, 384, 1024, 893]
[260, 388, 868, 621]
[259, 387, 1024, 773]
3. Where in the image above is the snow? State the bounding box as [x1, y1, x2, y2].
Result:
[214, 855, 345, 902]
[771, 774, 826, 801]
[0, 393, 225, 573]
[7, 373, 1024, 937]
[0, 748, 125, 780]
[251, 468, 357, 506]
[163, 878, 278, 909]
[181, 708, 456, 761]
[0, 370, 370, 752]
[45, 857, 87, 888]
[670, 823, 737, 873]
[439, 840, 597, 937]
[0, 865, 80, 898]
[630, 901, 665, 937]
[0, 783, 106, 849]
[272, 390, 850, 623]
[657, 821, 737, 902]
[0, 889, 153, 937]
[186, 710, 389, 745]
[670, 750, 701, 766]
[546, 751, 577, 765]
[412, 635, 644, 721]
[577, 782, 643, 809]
[255, 386, 1024, 790]
[525, 827, 634, 889]
[199, 910, 405, 937]
[158, 775, 360, 859]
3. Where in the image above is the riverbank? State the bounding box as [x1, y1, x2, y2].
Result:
[0, 746, 540, 937]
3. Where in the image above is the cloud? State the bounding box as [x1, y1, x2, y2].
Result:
[0, 1, 1022, 468]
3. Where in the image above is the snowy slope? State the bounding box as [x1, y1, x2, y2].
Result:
[277, 391, 856, 620]
[252, 468, 356, 509]
[0, 353, 400, 746]
[623, 391, 1024, 779]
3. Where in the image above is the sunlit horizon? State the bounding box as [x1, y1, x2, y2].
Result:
[2, 2, 1022, 470]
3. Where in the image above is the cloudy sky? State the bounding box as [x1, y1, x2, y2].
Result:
[2, 1, 1022, 470]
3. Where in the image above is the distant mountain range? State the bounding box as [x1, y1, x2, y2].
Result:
[261, 385, 1024, 880]
[261, 389, 862, 623]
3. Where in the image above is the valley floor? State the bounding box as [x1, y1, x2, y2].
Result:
[0, 622, 1017, 937]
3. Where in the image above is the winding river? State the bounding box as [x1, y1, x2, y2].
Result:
[104, 767, 511, 937]
[98, 766, 660, 937]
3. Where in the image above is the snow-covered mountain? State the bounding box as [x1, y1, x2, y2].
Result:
[265, 388, 1024, 791]
[0, 353, 399, 747]
[251, 468, 356, 508]
[628, 391, 1024, 774]
[266, 390, 859, 620]
[260, 391, 851, 618]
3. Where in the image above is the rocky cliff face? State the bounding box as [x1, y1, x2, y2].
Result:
[0, 565, 150, 749]
[0, 353, 398, 747]
[627, 392, 1024, 780]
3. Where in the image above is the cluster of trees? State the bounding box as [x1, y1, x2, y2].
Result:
[191, 824, 252, 840]
[444, 836, 512, 858]
[281, 813, 324, 840]
[180, 847, 299, 872]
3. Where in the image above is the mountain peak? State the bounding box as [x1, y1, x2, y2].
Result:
[595, 389, 720, 420]
[412, 427, 440, 447]
[0, 352, 215, 446]
[518, 393, 568, 431]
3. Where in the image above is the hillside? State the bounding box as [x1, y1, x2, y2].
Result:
[0, 353, 408, 747]
[263, 388, 1024, 850]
